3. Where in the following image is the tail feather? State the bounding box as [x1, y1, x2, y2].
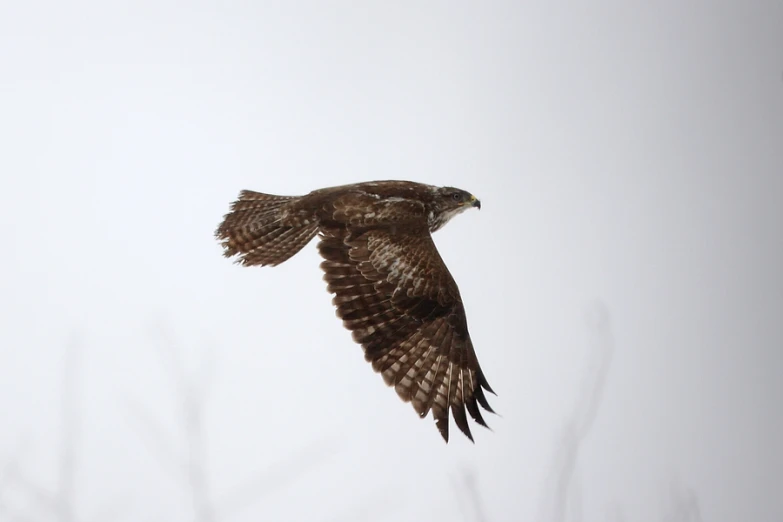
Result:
[215, 190, 318, 267]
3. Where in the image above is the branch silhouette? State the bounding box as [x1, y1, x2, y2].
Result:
[452, 467, 488, 522]
[0, 336, 123, 522]
[127, 325, 338, 521]
[662, 480, 703, 522]
[538, 300, 615, 522]
[535, 303, 705, 522]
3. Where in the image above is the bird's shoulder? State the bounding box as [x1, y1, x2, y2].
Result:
[307, 182, 433, 229]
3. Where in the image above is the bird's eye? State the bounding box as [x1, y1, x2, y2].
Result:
[452, 193, 462, 201]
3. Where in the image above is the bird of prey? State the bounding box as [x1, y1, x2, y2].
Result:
[215, 180, 495, 442]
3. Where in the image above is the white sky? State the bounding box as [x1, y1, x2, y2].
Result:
[0, 2, 781, 521]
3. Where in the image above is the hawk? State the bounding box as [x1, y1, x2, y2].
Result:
[215, 180, 495, 442]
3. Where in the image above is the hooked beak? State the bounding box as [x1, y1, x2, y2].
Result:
[469, 195, 481, 210]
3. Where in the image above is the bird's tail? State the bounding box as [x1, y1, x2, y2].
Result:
[215, 190, 319, 267]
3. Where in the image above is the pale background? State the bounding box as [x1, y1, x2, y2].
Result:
[0, 2, 781, 521]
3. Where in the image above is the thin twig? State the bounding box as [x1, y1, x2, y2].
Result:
[123, 398, 185, 481]
[216, 437, 340, 520]
[538, 301, 615, 522]
[451, 468, 488, 522]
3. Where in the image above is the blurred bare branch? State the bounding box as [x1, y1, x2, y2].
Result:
[605, 503, 627, 522]
[123, 398, 185, 482]
[0, 438, 30, 504]
[5, 466, 60, 512]
[85, 499, 134, 522]
[128, 326, 218, 522]
[450, 474, 470, 522]
[148, 323, 216, 409]
[58, 336, 81, 522]
[570, 465, 583, 522]
[217, 436, 340, 520]
[662, 480, 703, 522]
[0, 336, 124, 522]
[0, 441, 42, 522]
[452, 467, 488, 522]
[129, 326, 338, 521]
[576, 301, 614, 440]
[322, 483, 403, 522]
[538, 300, 615, 522]
[534, 304, 705, 522]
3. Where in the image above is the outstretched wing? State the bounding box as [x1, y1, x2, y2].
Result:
[317, 224, 495, 442]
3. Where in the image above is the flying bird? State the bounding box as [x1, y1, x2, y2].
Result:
[215, 180, 495, 442]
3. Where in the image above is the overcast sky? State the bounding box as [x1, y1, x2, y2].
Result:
[0, 2, 781, 521]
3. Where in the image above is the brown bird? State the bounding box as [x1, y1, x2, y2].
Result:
[215, 180, 495, 442]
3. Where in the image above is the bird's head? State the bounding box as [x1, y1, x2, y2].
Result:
[428, 186, 481, 232]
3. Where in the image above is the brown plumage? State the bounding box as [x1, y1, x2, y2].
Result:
[215, 180, 495, 442]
